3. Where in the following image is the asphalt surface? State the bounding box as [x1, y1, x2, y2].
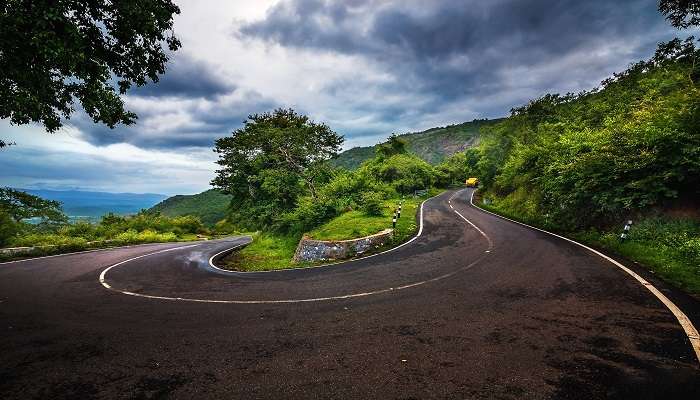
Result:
[1, 189, 699, 399]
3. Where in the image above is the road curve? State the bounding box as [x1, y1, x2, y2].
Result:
[1, 189, 699, 399]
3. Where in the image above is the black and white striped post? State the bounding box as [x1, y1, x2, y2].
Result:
[620, 220, 633, 242]
[397, 203, 402, 219]
[392, 213, 397, 229]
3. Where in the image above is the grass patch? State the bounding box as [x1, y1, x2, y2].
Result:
[221, 190, 443, 272]
[308, 198, 420, 241]
[572, 221, 700, 296]
[220, 232, 302, 272]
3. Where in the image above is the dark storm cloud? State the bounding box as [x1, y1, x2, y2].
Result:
[66, 50, 280, 150]
[69, 89, 279, 149]
[129, 54, 236, 99]
[241, 0, 674, 117]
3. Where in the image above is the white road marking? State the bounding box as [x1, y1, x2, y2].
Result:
[99, 244, 201, 288]
[98, 192, 492, 304]
[467, 189, 700, 364]
[0, 240, 209, 266]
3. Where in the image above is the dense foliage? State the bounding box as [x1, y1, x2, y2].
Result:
[473, 38, 700, 229]
[0, 187, 66, 224]
[0, 0, 181, 138]
[213, 109, 343, 230]
[660, 0, 700, 28]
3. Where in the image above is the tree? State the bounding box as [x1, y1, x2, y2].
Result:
[0, 210, 21, 247]
[0, 187, 67, 224]
[376, 133, 408, 158]
[212, 109, 343, 229]
[0, 0, 181, 135]
[660, 0, 700, 28]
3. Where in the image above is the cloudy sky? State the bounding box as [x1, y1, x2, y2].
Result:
[0, 0, 685, 195]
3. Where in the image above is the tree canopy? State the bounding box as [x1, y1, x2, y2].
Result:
[0, 0, 181, 137]
[212, 109, 344, 230]
[660, 0, 700, 28]
[0, 187, 67, 224]
[376, 133, 408, 158]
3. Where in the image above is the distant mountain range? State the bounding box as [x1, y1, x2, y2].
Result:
[331, 118, 502, 169]
[23, 189, 167, 218]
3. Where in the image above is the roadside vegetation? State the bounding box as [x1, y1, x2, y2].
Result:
[462, 33, 700, 295]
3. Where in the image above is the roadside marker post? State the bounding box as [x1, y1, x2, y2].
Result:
[619, 220, 633, 242]
[392, 215, 397, 229]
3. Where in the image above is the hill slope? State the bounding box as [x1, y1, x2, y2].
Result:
[332, 118, 501, 169]
[148, 189, 231, 226]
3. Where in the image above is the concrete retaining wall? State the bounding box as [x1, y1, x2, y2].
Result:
[0, 246, 39, 256]
[293, 229, 394, 263]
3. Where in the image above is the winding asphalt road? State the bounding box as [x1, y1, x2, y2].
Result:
[1, 189, 699, 399]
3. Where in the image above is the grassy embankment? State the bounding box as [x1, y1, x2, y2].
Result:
[476, 193, 700, 296]
[221, 190, 441, 272]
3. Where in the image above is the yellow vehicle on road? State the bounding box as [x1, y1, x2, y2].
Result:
[465, 177, 479, 187]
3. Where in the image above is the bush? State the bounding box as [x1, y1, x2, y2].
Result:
[360, 192, 384, 216]
[58, 221, 99, 241]
[213, 219, 237, 235]
[679, 238, 700, 268]
[0, 211, 21, 247]
[171, 215, 205, 235]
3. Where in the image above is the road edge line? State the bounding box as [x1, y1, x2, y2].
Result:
[468, 189, 700, 364]
[99, 244, 201, 288]
[0, 239, 215, 266]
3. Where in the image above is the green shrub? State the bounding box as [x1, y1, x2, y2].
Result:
[0, 211, 21, 247]
[113, 229, 140, 244]
[360, 192, 383, 216]
[171, 215, 205, 235]
[58, 221, 99, 241]
[679, 238, 700, 268]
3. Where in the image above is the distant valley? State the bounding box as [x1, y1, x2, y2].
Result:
[23, 189, 167, 220]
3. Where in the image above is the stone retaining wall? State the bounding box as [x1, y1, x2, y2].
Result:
[293, 229, 394, 263]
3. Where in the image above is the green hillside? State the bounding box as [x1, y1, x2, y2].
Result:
[148, 189, 231, 226]
[331, 118, 501, 169]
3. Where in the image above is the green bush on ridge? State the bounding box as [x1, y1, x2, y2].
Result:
[2, 209, 207, 251]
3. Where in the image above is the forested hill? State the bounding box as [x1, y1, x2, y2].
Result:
[148, 189, 231, 226]
[475, 37, 700, 229]
[332, 118, 502, 169]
